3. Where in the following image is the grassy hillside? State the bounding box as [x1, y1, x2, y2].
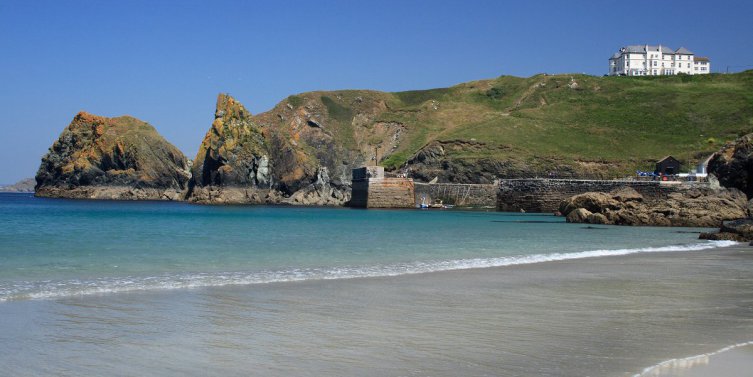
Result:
[253, 71, 753, 180]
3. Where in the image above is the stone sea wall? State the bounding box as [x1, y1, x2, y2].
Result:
[414, 182, 497, 208]
[497, 179, 709, 213]
[350, 178, 415, 208]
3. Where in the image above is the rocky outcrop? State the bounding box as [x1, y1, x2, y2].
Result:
[187, 94, 351, 205]
[35, 112, 190, 200]
[405, 141, 525, 184]
[558, 186, 748, 227]
[699, 218, 753, 242]
[284, 167, 350, 205]
[708, 133, 753, 198]
[187, 94, 279, 203]
[404, 140, 621, 184]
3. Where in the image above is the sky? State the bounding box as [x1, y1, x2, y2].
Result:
[1, 0, 752, 183]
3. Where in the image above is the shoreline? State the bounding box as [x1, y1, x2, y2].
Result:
[0, 240, 737, 303]
[635, 342, 753, 377]
[2, 243, 752, 376]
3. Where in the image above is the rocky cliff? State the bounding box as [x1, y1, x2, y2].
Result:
[186, 94, 357, 204]
[708, 133, 753, 198]
[558, 186, 747, 227]
[32, 71, 753, 204]
[35, 112, 190, 200]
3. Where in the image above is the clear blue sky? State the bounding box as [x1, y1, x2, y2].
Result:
[1, 0, 752, 183]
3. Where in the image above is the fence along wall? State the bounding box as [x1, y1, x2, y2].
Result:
[497, 179, 704, 213]
[414, 182, 497, 208]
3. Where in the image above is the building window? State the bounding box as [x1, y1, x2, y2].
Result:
[653, 61, 657, 66]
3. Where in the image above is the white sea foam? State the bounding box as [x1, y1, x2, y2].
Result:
[0, 240, 740, 302]
[634, 340, 753, 377]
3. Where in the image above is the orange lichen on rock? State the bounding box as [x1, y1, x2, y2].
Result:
[35, 111, 190, 197]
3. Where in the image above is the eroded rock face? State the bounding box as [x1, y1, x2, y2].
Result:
[191, 94, 270, 188]
[35, 112, 190, 200]
[403, 140, 614, 184]
[187, 94, 350, 205]
[559, 187, 747, 227]
[708, 133, 753, 198]
[405, 141, 525, 184]
[284, 167, 351, 205]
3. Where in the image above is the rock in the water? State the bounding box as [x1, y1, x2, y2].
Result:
[699, 219, 753, 242]
[35, 112, 190, 200]
[559, 191, 619, 216]
[720, 218, 753, 239]
[559, 186, 747, 227]
[187, 94, 352, 205]
[698, 231, 746, 242]
[566, 208, 592, 223]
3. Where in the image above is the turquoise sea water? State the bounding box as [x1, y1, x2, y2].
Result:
[0, 193, 726, 301]
[2, 193, 752, 376]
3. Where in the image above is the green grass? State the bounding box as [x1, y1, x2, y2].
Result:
[287, 95, 303, 108]
[393, 88, 452, 107]
[265, 70, 753, 177]
[435, 71, 752, 173]
[320, 95, 353, 123]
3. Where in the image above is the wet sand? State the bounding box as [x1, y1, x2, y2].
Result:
[1, 244, 752, 376]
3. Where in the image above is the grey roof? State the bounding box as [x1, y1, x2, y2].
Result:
[675, 47, 694, 54]
[620, 44, 683, 55]
[645, 45, 674, 54]
[623, 45, 646, 53]
[610, 52, 621, 59]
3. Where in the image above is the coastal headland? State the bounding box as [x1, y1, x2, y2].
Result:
[33, 71, 753, 226]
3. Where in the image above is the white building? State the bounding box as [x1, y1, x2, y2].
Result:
[608, 45, 711, 76]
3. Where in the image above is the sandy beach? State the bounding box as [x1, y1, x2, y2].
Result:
[2, 243, 752, 376]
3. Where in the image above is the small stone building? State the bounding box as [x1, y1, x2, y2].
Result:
[656, 156, 681, 175]
[350, 166, 415, 208]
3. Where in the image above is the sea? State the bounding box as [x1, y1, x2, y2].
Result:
[1, 192, 752, 376]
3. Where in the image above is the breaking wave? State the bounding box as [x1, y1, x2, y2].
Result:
[0, 240, 739, 302]
[634, 340, 753, 377]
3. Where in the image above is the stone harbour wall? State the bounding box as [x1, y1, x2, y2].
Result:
[350, 178, 415, 208]
[497, 179, 709, 213]
[414, 182, 497, 208]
